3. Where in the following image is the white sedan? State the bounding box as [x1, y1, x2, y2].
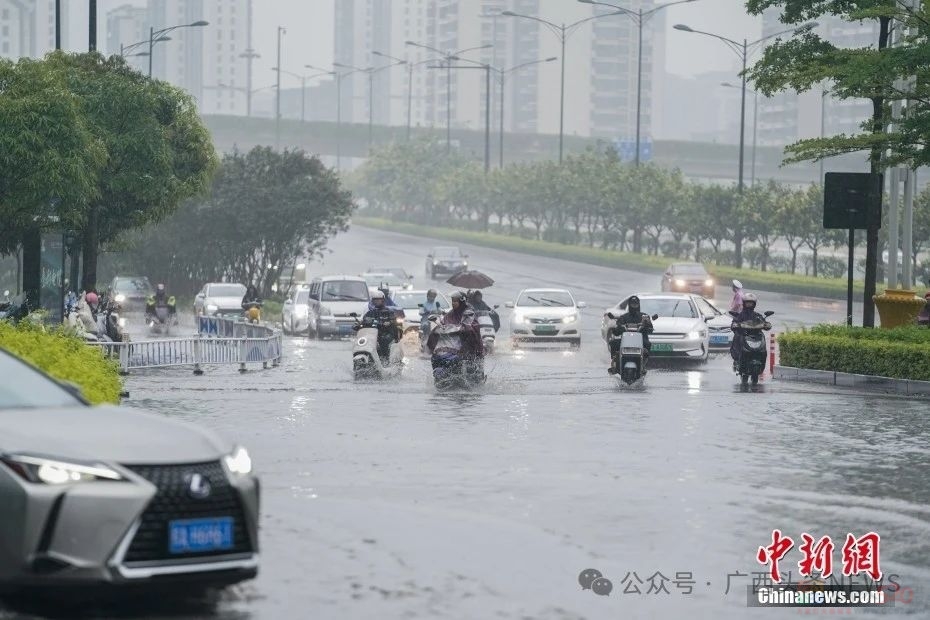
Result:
[600, 293, 712, 362]
[506, 288, 587, 348]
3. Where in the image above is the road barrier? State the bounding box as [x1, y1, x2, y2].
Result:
[89, 316, 283, 375]
[770, 332, 777, 375]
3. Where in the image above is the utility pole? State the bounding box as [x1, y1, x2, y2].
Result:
[241, 0, 259, 117]
[275, 26, 285, 149]
[88, 0, 97, 51]
[55, 0, 61, 50]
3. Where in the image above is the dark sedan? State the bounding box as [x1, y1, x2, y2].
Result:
[426, 247, 468, 280]
[660, 263, 716, 298]
[107, 276, 154, 312]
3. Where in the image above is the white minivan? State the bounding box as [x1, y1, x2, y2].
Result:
[306, 275, 371, 339]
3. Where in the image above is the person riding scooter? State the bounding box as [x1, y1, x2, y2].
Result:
[420, 289, 443, 340]
[730, 292, 770, 371]
[434, 291, 483, 359]
[467, 290, 500, 331]
[146, 284, 177, 316]
[360, 290, 402, 361]
[608, 295, 654, 375]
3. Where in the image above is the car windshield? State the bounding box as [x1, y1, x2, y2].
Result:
[629, 298, 698, 318]
[208, 284, 246, 297]
[0, 350, 85, 409]
[673, 264, 707, 276]
[516, 291, 574, 307]
[432, 248, 461, 259]
[393, 292, 448, 310]
[321, 281, 369, 302]
[363, 274, 404, 287]
[295, 290, 309, 304]
[114, 277, 152, 293]
[376, 268, 409, 279]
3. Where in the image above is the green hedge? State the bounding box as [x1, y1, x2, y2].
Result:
[778, 328, 930, 380]
[0, 322, 122, 404]
[353, 217, 864, 300]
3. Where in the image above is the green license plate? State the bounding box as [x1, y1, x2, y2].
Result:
[652, 343, 673, 352]
[534, 325, 557, 333]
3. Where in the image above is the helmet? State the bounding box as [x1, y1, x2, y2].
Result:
[732, 279, 743, 291]
[628, 295, 641, 310]
[743, 292, 758, 309]
[427, 289, 437, 299]
[85, 292, 98, 305]
[157, 283, 166, 292]
[371, 290, 385, 300]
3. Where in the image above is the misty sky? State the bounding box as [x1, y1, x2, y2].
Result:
[77, 0, 762, 84]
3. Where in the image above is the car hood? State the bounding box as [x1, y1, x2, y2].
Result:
[320, 300, 369, 315]
[652, 317, 705, 333]
[707, 315, 732, 329]
[514, 306, 577, 317]
[0, 406, 232, 465]
[206, 295, 243, 309]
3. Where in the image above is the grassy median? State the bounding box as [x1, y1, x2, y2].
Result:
[779, 326, 930, 381]
[353, 217, 865, 300]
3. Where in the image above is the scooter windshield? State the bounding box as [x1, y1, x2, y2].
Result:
[432, 324, 464, 355]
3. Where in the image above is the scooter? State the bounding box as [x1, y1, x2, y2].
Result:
[427, 319, 486, 390]
[606, 312, 659, 386]
[350, 311, 404, 380]
[147, 303, 177, 335]
[101, 296, 127, 343]
[731, 310, 774, 386]
[475, 306, 500, 355]
[243, 300, 263, 324]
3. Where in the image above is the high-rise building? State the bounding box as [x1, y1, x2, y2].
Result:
[757, 9, 877, 147]
[148, 0, 249, 116]
[0, 0, 59, 59]
[107, 4, 148, 72]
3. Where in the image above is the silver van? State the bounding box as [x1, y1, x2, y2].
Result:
[306, 275, 371, 338]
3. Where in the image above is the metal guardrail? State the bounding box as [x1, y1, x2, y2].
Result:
[89, 316, 283, 375]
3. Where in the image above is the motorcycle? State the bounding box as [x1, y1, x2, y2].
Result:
[427, 319, 486, 391]
[475, 306, 500, 355]
[100, 296, 127, 343]
[730, 310, 774, 386]
[243, 300, 263, 324]
[146, 299, 178, 335]
[0, 291, 28, 323]
[607, 312, 659, 386]
[350, 310, 404, 380]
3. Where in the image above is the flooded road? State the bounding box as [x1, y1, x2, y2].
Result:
[4, 226, 927, 619]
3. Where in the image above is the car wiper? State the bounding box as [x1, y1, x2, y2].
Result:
[327, 294, 367, 301]
[540, 298, 568, 306]
[524, 296, 541, 304]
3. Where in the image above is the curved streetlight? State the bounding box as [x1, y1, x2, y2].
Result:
[502, 9, 625, 163]
[406, 40, 493, 154]
[674, 21, 817, 192]
[374, 51, 445, 141]
[579, 0, 697, 165]
[335, 60, 406, 149]
[147, 20, 208, 77]
[270, 67, 334, 123]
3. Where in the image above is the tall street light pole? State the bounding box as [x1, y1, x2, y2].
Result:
[407, 41, 492, 155]
[272, 68, 332, 123]
[674, 22, 816, 193]
[430, 63, 493, 173]
[148, 20, 209, 78]
[311, 64, 361, 172]
[502, 9, 624, 164]
[373, 52, 441, 141]
[335, 60, 407, 151]
[722, 81, 759, 186]
[89, 0, 96, 51]
[275, 26, 286, 148]
[579, 0, 697, 166]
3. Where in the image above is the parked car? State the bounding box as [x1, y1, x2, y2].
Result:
[194, 282, 247, 317]
[425, 247, 468, 280]
[0, 348, 259, 593]
[361, 272, 414, 296]
[306, 275, 371, 339]
[107, 276, 154, 311]
[506, 288, 586, 348]
[600, 293, 710, 362]
[281, 284, 311, 335]
[660, 263, 716, 298]
[391, 289, 451, 334]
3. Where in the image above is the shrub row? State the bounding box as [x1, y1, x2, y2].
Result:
[353, 217, 865, 300]
[778, 330, 930, 381]
[807, 324, 930, 343]
[0, 322, 122, 404]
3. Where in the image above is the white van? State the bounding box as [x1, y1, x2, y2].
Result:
[307, 275, 371, 338]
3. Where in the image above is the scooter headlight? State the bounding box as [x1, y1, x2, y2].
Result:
[118, 317, 127, 327]
[675, 279, 686, 287]
[114, 294, 126, 303]
[357, 337, 368, 346]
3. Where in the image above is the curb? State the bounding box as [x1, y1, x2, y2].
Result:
[774, 365, 930, 396]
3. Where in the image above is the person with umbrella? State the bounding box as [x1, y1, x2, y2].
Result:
[467, 290, 500, 331]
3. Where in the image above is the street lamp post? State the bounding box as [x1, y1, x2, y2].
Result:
[502, 9, 625, 164]
[335, 60, 407, 150]
[272, 68, 333, 122]
[722, 81, 759, 186]
[579, 0, 696, 166]
[147, 20, 209, 78]
[275, 26, 286, 148]
[407, 41, 492, 154]
[429, 63, 493, 173]
[373, 52, 442, 141]
[674, 22, 816, 192]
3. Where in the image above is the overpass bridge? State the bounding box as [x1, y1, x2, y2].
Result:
[202, 114, 869, 186]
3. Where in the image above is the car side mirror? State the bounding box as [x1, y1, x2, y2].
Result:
[427, 254, 433, 258]
[195, 293, 204, 299]
[284, 299, 292, 305]
[493, 304, 500, 309]
[505, 301, 514, 308]
[464, 254, 470, 259]
[348, 312, 358, 318]
[764, 310, 775, 317]
[607, 312, 616, 320]
[577, 302, 587, 309]
[408, 275, 415, 280]
[652, 314, 659, 320]
[58, 381, 90, 405]
[703, 316, 710, 322]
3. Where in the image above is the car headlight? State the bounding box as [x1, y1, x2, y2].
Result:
[687, 330, 707, 340]
[562, 314, 578, 324]
[705, 279, 714, 287]
[118, 317, 127, 327]
[224, 446, 252, 476]
[114, 294, 126, 303]
[1, 454, 124, 484]
[319, 306, 333, 316]
[463, 261, 468, 267]
[206, 303, 218, 312]
[675, 279, 686, 286]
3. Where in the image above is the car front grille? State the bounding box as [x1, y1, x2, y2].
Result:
[527, 317, 560, 324]
[122, 460, 252, 564]
[652, 332, 686, 339]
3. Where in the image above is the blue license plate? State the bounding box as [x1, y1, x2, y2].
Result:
[710, 334, 729, 345]
[339, 324, 353, 335]
[169, 517, 234, 554]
